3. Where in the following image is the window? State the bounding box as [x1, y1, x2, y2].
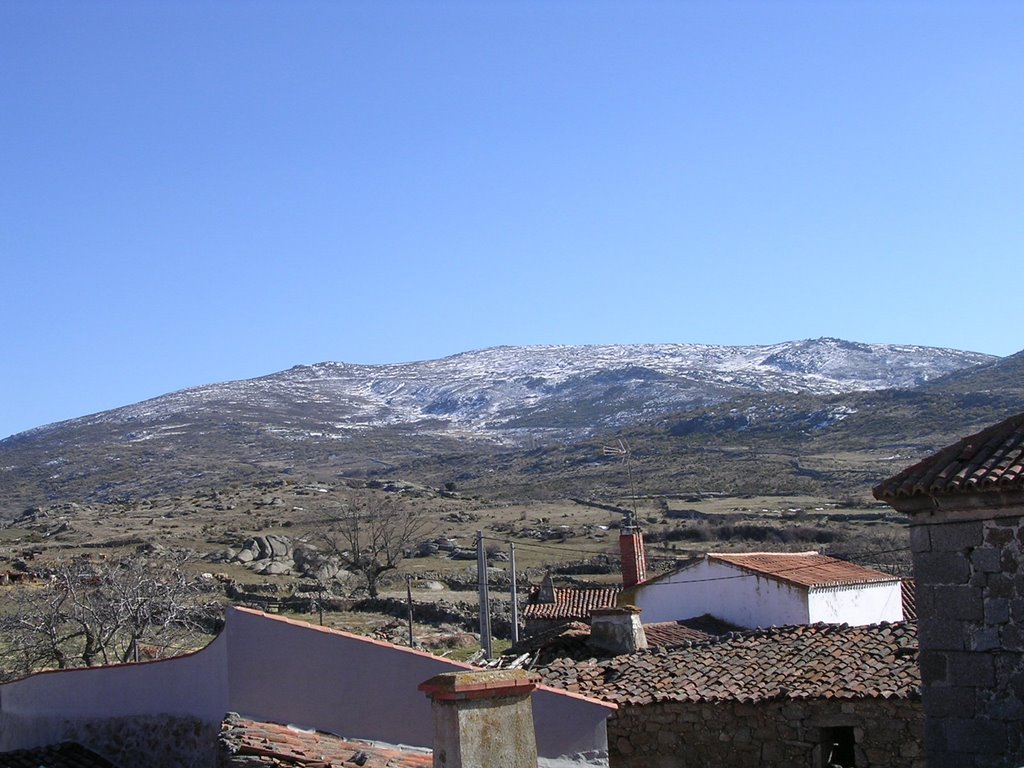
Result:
[821, 726, 855, 767]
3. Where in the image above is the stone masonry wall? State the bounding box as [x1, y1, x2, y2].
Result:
[63, 714, 220, 768]
[608, 698, 923, 768]
[910, 512, 1024, 767]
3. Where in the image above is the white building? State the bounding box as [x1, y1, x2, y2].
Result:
[626, 551, 904, 629]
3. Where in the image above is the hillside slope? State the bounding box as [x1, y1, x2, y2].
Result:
[0, 339, 998, 509]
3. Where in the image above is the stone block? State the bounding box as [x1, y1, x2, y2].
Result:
[985, 526, 1016, 547]
[970, 627, 1001, 652]
[916, 584, 936, 614]
[918, 618, 968, 651]
[946, 651, 996, 687]
[1001, 623, 1024, 651]
[984, 598, 1010, 625]
[923, 686, 974, 718]
[984, 692, 1024, 721]
[901, 739, 921, 758]
[971, 547, 1003, 574]
[945, 717, 1007, 754]
[914, 551, 971, 585]
[923, 718, 947, 755]
[1000, 549, 1021, 575]
[910, 524, 931, 553]
[933, 585, 985, 621]
[930, 521, 984, 552]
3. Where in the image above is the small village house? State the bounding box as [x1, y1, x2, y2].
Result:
[626, 551, 905, 628]
[538, 618, 923, 768]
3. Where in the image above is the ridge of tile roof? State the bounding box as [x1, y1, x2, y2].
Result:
[707, 552, 898, 589]
[219, 713, 433, 768]
[0, 742, 117, 768]
[536, 622, 919, 706]
[523, 586, 621, 621]
[873, 412, 1024, 500]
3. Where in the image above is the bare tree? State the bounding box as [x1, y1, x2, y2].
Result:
[0, 554, 217, 678]
[319, 493, 433, 598]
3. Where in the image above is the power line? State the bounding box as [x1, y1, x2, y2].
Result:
[480, 533, 910, 588]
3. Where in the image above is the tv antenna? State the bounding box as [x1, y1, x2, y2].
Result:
[602, 438, 639, 528]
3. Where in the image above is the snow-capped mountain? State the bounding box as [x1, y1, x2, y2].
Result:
[0, 338, 1008, 506]
[23, 338, 993, 443]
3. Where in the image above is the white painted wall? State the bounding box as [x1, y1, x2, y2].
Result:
[0, 630, 229, 752]
[0, 607, 613, 762]
[632, 558, 810, 629]
[807, 581, 903, 625]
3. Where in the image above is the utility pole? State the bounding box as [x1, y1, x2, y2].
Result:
[477, 530, 492, 659]
[406, 574, 414, 648]
[509, 544, 520, 647]
[510, 542, 519, 645]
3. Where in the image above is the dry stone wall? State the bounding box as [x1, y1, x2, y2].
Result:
[607, 697, 923, 768]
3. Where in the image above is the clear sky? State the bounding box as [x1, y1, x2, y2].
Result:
[2, 1, 1022, 439]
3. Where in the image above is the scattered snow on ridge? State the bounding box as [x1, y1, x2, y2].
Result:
[25, 338, 994, 442]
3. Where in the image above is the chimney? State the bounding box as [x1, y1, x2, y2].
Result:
[589, 605, 648, 655]
[419, 669, 538, 768]
[537, 573, 555, 603]
[619, 525, 647, 587]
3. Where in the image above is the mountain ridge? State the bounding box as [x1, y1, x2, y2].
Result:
[0, 338, 1008, 510]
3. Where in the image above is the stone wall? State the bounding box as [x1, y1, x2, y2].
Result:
[910, 510, 1024, 767]
[64, 714, 219, 768]
[607, 697, 923, 768]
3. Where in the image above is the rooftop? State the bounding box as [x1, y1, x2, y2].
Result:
[641, 615, 738, 647]
[504, 615, 736, 667]
[219, 713, 433, 768]
[523, 586, 621, 622]
[537, 621, 919, 706]
[707, 551, 899, 589]
[873, 411, 1024, 500]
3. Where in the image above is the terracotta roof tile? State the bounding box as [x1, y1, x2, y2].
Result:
[642, 615, 738, 647]
[0, 743, 117, 768]
[536, 622, 919, 707]
[707, 552, 899, 589]
[219, 714, 432, 768]
[873, 412, 1024, 500]
[505, 615, 735, 666]
[523, 586, 621, 621]
[901, 579, 917, 621]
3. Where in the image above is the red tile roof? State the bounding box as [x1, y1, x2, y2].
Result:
[708, 552, 899, 589]
[642, 615, 737, 647]
[523, 586, 621, 621]
[901, 579, 917, 621]
[873, 412, 1024, 500]
[537, 622, 919, 706]
[0, 743, 117, 768]
[219, 714, 433, 768]
[504, 615, 735, 666]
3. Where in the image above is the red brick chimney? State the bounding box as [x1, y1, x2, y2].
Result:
[619, 524, 647, 588]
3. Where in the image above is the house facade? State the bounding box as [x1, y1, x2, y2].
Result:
[627, 551, 904, 629]
[538, 621, 923, 767]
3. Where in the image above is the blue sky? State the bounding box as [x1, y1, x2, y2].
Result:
[2, 1, 1023, 439]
